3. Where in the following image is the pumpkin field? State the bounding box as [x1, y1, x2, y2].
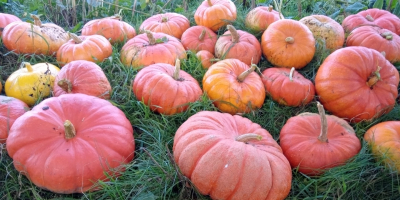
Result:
[1, 0, 400, 199]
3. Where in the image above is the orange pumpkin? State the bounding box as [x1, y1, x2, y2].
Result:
[215, 25, 262, 65]
[139, 12, 190, 39]
[245, 5, 281, 33]
[181, 25, 218, 54]
[196, 50, 215, 69]
[173, 111, 292, 200]
[202, 59, 265, 114]
[0, 13, 21, 36]
[0, 96, 29, 144]
[194, 0, 237, 32]
[261, 19, 315, 69]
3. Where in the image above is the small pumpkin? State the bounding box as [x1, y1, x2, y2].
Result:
[173, 111, 292, 200]
[132, 59, 202, 115]
[261, 19, 316, 69]
[202, 59, 265, 114]
[0, 96, 29, 144]
[194, 0, 237, 32]
[196, 50, 215, 69]
[5, 62, 60, 106]
[6, 93, 135, 194]
[181, 25, 218, 54]
[139, 12, 190, 39]
[280, 102, 361, 175]
[262, 67, 315, 107]
[0, 13, 21, 36]
[245, 5, 282, 33]
[53, 60, 112, 99]
[56, 33, 112, 66]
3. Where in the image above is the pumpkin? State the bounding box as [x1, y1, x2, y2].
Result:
[364, 121, 400, 172]
[315, 46, 399, 123]
[261, 19, 316, 69]
[262, 67, 315, 107]
[300, 15, 345, 52]
[245, 5, 282, 33]
[0, 96, 29, 144]
[5, 62, 60, 106]
[215, 25, 262, 65]
[56, 33, 112, 66]
[139, 12, 190, 39]
[181, 25, 218, 54]
[81, 15, 136, 44]
[173, 111, 292, 200]
[194, 0, 237, 32]
[342, 8, 400, 34]
[280, 102, 361, 175]
[346, 26, 400, 63]
[53, 60, 112, 99]
[0, 13, 21, 36]
[6, 93, 135, 194]
[132, 59, 202, 115]
[2, 14, 68, 55]
[120, 31, 187, 68]
[202, 59, 265, 114]
[196, 50, 215, 69]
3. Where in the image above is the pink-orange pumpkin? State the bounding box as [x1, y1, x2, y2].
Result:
[139, 12, 190, 39]
[194, 0, 237, 32]
[181, 25, 218, 54]
[245, 5, 281, 33]
[196, 50, 215, 69]
[0, 95, 29, 144]
[0, 13, 21, 36]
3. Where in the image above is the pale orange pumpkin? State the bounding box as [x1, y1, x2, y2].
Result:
[194, 0, 237, 32]
[139, 12, 190, 39]
[181, 26, 218, 54]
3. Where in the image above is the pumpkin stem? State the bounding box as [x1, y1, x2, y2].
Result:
[227, 25, 239, 43]
[145, 30, 156, 45]
[285, 37, 294, 44]
[237, 64, 257, 82]
[199, 28, 206, 41]
[367, 66, 382, 87]
[21, 62, 33, 72]
[64, 120, 76, 140]
[161, 16, 168, 23]
[365, 14, 374, 22]
[235, 133, 262, 143]
[289, 67, 295, 82]
[173, 59, 181, 80]
[207, 0, 212, 6]
[317, 102, 328, 143]
[381, 32, 393, 40]
[68, 32, 83, 44]
[268, 5, 273, 12]
[58, 79, 73, 93]
[110, 14, 122, 21]
[31, 14, 42, 26]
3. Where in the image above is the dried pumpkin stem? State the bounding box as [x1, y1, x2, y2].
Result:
[111, 14, 122, 21]
[381, 32, 393, 40]
[285, 37, 294, 44]
[64, 120, 76, 139]
[317, 102, 328, 143]
[237, 64, 257, 82]
[31, 14, 42, 26]
[367, 66, 382, 87]
[207, 0, 212, 6]
[227, 25, 239, 43]
[365, 15, 374, 22]
[21, 62, 33, 72]
[68, 32, 83, 44]
[145, 30, 156, 45]
[161, 16, 168, 22]
[58, 79, 73, 93]
[289, 67, 295, 82]
[199, 29, 206, 41]
[235, 133, 262, 143]
[173, 59, 181, 80]
[268, 5, 273, 12]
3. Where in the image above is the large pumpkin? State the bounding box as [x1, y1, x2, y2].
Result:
[139, 12, 190, 39]
[202, 59, 265, 114]
[173, 111, 292, 200]
[6, 93, 135, 194]
[181, 25, 218, 54]
[261, 19, 316, 69]
[0, 96, 29, 144]
[245, 5, 282, 33]
[0, 13, 21, 36]
[194, 0, 237, 32]
[315, 46, 399, 123]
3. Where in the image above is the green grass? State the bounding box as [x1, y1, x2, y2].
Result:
[1, 0, 400, 199]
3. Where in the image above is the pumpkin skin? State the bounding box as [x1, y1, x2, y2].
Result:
[315, 46, 399, 123]
[120, 31, 187, 68]
[53, 60, 112, 99]
[245, 5, 281, 33]
[132, 60, 202, 115]
[300, 15, 345, 52]
[0, 96, 29, 144]
[196, 50, 215, 69]
[173, 111, 292, 200]
[215, 25, 262, 65]
[181, 25, 218, 54]
[139, 12, 190, 39]
[2, 15, 68, 55]
[346, 26, 400, 64]
[280, 102, 361, 175]
[262, 67, 315, 107]
[261, 19, 316, 69]
[56, 33, 112, 66]
[194, 0, 237, 32]
[81, 15, 136, 44]
[0, 13, 21, 36]
[364, 121, 400, 172]
[202, 59, 265, 114]
[342, 8, 400, 34]
[6, 93, 135, 194]
[5, 62, 60, 106]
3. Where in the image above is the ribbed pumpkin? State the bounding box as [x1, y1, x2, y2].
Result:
[196, 50, 215, 69]
[2, 15, 68, 55]
[53, 60, 112, 99]
[261, 19, 316, 69]
[0, 96, 29, 144]
[120, 31, 187, 68]
[56, 33, 112, 66]
[346, 26, 400, 63]
[194, 0, 237, 32]
[215, 25, 262, 65]
[245, 5, 282, 33]
[139, 12, 190, 39]
[315, 46, 399, 123]
[132, 60, 202, 115]
[181, 25, 218, 54]
[6, 93, 135, 194]
[81, 15, 136, 44]
[0, 13, 21, 36]
[203, 59, 265, 114]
